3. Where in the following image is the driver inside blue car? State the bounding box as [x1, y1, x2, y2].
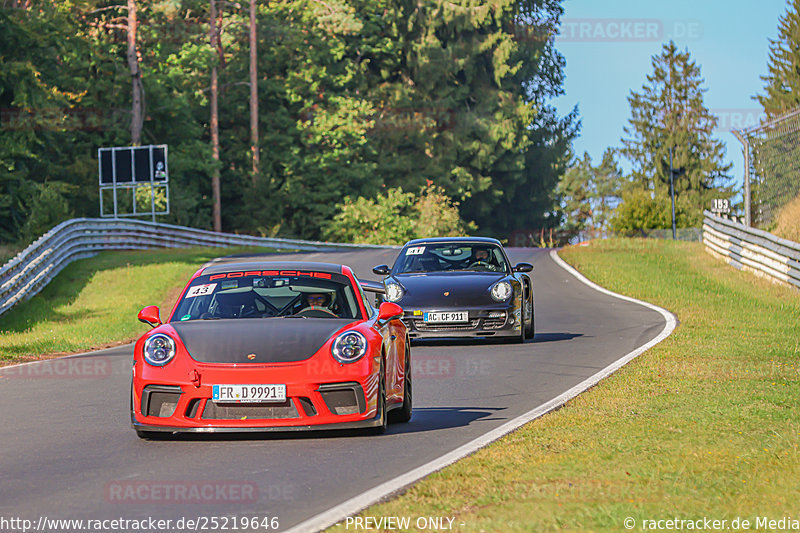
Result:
[467, 247, 500, 271]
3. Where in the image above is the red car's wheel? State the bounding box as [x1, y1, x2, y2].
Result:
[367, 359, 387, 435]
[390, 345, 412, 423]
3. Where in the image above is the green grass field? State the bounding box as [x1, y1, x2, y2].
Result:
[0, 244, 21, 266]
[329, 239, 800, 532]
[0, 246, 268, 361]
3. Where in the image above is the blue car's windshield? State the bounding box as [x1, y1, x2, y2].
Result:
[393, 243, 508, 274]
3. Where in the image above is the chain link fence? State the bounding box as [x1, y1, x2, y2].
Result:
[736, 107, 800, 229]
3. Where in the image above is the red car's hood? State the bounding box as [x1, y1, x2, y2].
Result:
[169, 318, 357, 364]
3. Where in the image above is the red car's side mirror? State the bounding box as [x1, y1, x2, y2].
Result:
[138, 305, 162, 328]
[377, 302, 403, 322]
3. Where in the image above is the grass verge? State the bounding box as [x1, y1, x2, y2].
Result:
[0, 246, 270, 362]
[329, 239, 800, 531]
[0, 244, 22, 266]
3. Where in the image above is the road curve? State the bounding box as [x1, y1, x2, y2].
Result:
[0, 248, 669, 531]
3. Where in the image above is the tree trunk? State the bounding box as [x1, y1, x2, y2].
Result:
[210, 0, 222, 232]
[127, 0, 143, 145]
[249, 0, 259, 186]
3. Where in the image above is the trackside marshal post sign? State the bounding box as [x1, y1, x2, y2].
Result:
[98, 144, 170, 220]
[711, 198, 731, 215]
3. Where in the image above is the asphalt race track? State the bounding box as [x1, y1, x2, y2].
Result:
[0, 248, 668, 531]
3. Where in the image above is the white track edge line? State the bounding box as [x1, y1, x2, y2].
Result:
[284, 248, 678, 533]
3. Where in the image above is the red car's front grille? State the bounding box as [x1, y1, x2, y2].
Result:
[200, 400, 300, 420]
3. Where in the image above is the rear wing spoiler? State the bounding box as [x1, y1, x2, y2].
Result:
[358, 279, 385, 294]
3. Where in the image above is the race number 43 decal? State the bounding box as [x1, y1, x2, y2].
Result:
[185, 283, 217, 298]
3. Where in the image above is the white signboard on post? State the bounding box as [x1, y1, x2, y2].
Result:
[98, 144, 170, 220]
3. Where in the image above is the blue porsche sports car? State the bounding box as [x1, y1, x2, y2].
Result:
[373, 237, 534, 342]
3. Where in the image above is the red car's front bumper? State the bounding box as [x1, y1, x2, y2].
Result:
[131, 352, 384, 433]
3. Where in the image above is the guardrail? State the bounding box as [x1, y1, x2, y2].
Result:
[0, 218, 393, 318]
[702, 210, 800, 289]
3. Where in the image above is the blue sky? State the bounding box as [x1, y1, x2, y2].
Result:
[552, 0, 789, 198]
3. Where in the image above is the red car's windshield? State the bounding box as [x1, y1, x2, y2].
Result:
[170, 271, 363, 321]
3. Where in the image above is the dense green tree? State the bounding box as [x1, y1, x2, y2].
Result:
[556, 152, 593, 238]
[752, 0, 800, 228]
[591, 148, 625, 230]
[0, 0, 576, 245]
[474, 0, 578, 235]
[610, 188, 697, 233]
[0, 3, 99, 240]
[556, 149, 624, 239]
[324, 183, 475, 245]
[619, 41, 732, 224]
[756, 0, 800, 119]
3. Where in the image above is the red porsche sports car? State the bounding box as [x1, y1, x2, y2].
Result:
[130, 261, 411, 438]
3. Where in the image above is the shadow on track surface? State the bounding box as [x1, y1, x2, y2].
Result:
[411, 337, 523, 347]
[384, 406, 507, 434]
[411, 333, 583, 346]
[136, 407, 505, 442]
[532, 332, 584, 343]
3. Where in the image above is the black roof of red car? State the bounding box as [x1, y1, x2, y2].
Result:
[201, 261, 345, 275]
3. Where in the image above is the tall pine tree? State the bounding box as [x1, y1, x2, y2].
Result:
[619, 41, 732, 226]
[756, 0, 800, 119]
[557, 148, 623, 239]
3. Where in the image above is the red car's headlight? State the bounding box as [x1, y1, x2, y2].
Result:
[143, 333, 176, 366]
[331, 331, 368, 364]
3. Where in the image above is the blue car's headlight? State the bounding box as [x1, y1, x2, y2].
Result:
[490, 281, 512, 302]
[332, 331, 368, 363]
[143, 333, 176, 366]
[384, 282, 404, 302]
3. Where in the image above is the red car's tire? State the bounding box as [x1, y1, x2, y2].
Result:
[366, 359, 387, 435]
[389, 346, 412, 424]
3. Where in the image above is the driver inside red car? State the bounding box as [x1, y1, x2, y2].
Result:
[298, 291, 337, 316]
